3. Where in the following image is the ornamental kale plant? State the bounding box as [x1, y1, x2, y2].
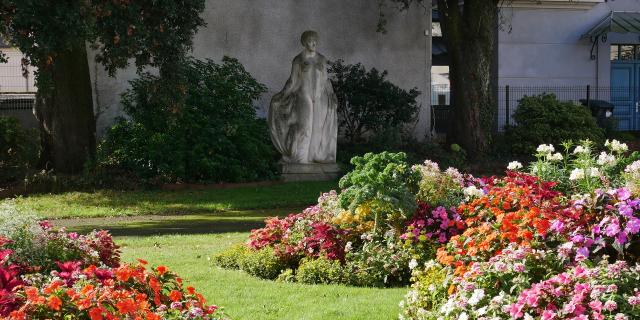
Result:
[339, 152, 420, 233]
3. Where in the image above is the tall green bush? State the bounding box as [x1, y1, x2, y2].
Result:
[503, 93, 604, 155]
[98, 57, 278, 183]
[0, 116, 39, 184]
[329, 60, 420, 143]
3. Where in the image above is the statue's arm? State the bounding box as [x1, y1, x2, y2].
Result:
[281, 57, 301, 96]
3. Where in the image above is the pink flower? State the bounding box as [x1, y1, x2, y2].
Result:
[541, 310, 556, 320]
[588, 300, 602, 312]
[603, 300, 617, 311]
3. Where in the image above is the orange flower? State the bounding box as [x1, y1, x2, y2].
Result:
[8, 310, 26, 320]
[136, 258, 148, 265]
[116, 298, 137, 314]
[25, 286, 45, 305]
[448, 284, 456, 295]
[88, 307, 104, 320]
[169, 290, 182, 302]
[116, 266, 133, 282]
[47, 295, 62, 311]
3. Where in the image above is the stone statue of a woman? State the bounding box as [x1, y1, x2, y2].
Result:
[268, 30, 338, 165]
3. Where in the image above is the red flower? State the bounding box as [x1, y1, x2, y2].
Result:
[155, 265, 167, 276]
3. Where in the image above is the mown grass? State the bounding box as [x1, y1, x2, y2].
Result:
[9, 181, 337, 219]
[117, 233, 406, 320]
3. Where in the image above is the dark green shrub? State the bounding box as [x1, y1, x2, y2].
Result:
[329, 60, 420, 143]
[295, 257, 344, 284]
[503, 94, 604, 155]
[238, 247, 286, 280]
[98, 57, 278, 183]
[338, 139, 467, 173]
[0, 116, 39, 184]
[211, 244, 250, 270]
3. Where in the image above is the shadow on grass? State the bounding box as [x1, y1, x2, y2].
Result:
[60, 208, 302, 237]
[70, 218, 267, 237]
[28, 180, 338, 218]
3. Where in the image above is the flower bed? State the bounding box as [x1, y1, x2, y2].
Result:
[214, 140, 640, 319]
[0, 202, 227, 319]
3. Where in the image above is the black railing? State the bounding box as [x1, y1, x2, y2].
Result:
[0, 92, 36, 111]
[432, 85, 633, 133]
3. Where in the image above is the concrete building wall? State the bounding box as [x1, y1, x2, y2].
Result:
[498, 0, 640, 87]
[0, 48, 36, 92]
[91, 1, 431, 138]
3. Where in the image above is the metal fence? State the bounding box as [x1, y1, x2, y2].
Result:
[0, 92, 38, 129]
[431, 85, 631, 133]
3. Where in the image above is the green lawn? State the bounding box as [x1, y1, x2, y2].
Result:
[117, 233, 406, 320]
[8, 180, 406, 319]
[11, 181, 337, 219]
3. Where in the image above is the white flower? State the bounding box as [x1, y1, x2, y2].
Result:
[536, 144, 555, 154]
[440, 300, 455, 315]
[625, 160, 640, 173]
[547, 153, 563, 162]
[569, 168, 585, 181]
[507, 161, 523, 170]
[597, 152, 617, 166]
[476, 306, 488, 316]
[573, 145, 590, 154]
[463, 186, 484, 199]
[468, 289, 485, 306]
[524, 314, 534, 320]
[345, 242, 352, 252]
[408, 259, 418, 270]
[458, 312, 469, 320]
[491, 292, 505, 305]
[589, 167, 601, 178]
[606, 139, 629, 153]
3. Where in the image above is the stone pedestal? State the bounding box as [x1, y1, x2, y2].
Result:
[280, 163, 341, 182]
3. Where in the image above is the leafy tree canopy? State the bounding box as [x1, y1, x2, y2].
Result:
[0, 0, 206, 84]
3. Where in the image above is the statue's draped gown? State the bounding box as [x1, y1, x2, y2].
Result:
[268, 52, 337, 164]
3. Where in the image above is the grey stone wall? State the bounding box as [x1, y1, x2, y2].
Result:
[498, 0, 640, 87]
[91, 1, 431, 139]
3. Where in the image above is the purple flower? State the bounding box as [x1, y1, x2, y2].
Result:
[625, 217, 640, 234]
[618, 204, 634, 217]
[604, 222, 621, 237]
[617, 188, 632, 201]
[576, 247, 590, 261]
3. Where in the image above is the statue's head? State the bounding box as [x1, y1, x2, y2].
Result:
[300, 30, 319, 52]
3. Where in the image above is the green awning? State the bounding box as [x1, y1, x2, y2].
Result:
[582, 11, 640, 39]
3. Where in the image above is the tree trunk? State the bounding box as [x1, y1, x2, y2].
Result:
[438, 0, 498, 157]
[35, 44, 95, 174]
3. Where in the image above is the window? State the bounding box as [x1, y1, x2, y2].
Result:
[611, 45, 620, 60]
[621, 45, 635, 60]
[611, 44, 640, 61]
